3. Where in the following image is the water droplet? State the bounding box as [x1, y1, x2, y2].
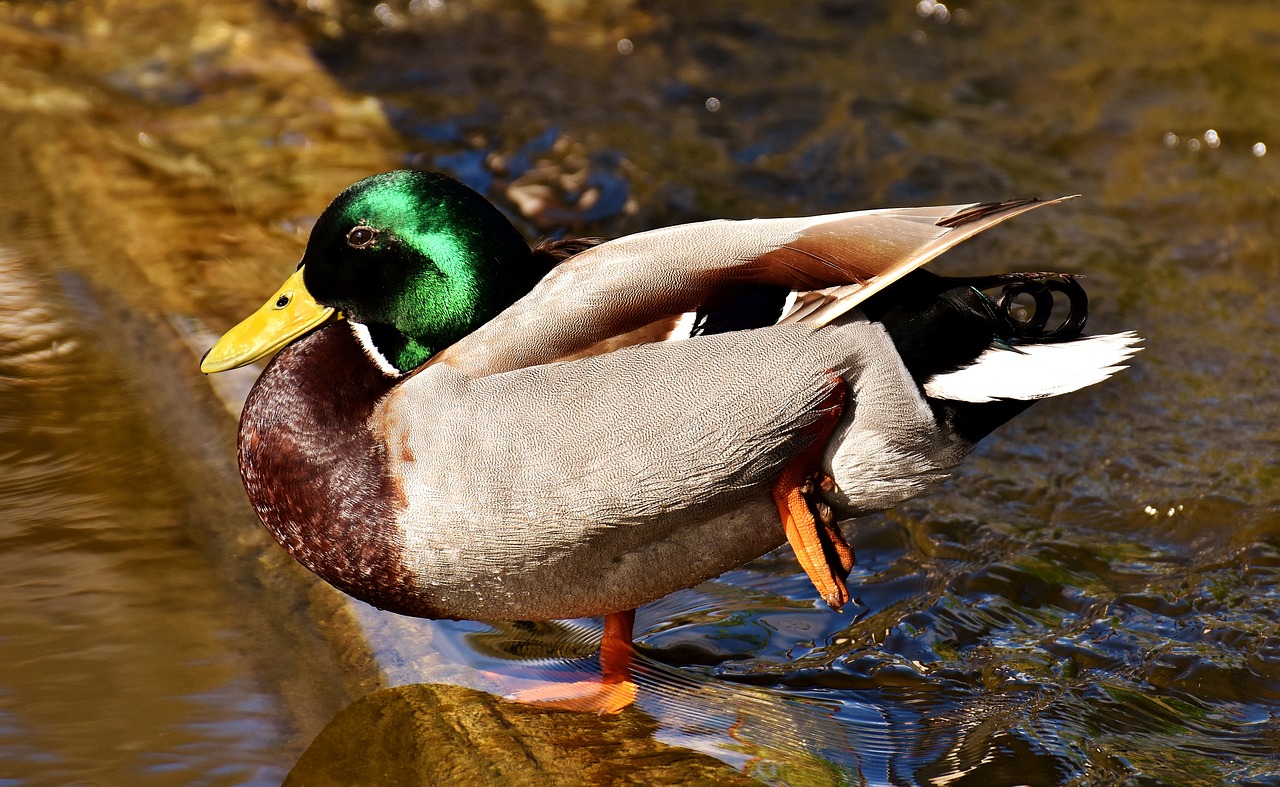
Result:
[373, 2, 402, 28]
[617, 38, 634, 55]
[1187, 138, 1201, 152]
[705, 96, 721, 112]
[1144, 505, 1159, 516]
[1163, 132, 1179, 148]
[916, 0, 937, 16]
[933, 3, 951, 23]
[1253, 142, 1267, 157]
[137, 131, 153, 147]
[1204, 129, 1220, 148]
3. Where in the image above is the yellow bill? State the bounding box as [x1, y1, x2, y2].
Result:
[200, 268, 340, 374]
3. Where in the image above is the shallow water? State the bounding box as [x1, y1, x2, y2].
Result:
[3, 0, 1279, 784]
[0, 253, 300, 784]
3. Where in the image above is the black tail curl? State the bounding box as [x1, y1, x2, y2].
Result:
[950, 272, 1089, 343]
[861, 269, 1098, 446]
[859, 269, 1093, 387]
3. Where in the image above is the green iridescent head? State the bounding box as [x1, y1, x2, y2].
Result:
[300, 170, 537, 372]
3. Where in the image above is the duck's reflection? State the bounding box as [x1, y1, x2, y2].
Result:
[285, 681, 761, 785]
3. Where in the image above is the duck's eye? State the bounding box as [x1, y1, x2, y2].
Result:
[275, 293, 292, 309]
[347, 225, 378, 249]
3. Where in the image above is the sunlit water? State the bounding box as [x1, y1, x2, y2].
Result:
[0, 253, 296, 785]
[3, 0, 1279, 784]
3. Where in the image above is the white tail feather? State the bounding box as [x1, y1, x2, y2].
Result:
[923, 331, 1143, 403]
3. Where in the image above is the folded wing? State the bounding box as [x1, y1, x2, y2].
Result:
[429, 197, 1077, 378]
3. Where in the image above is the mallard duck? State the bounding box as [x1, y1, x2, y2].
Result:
[202, 170, 1138, 711]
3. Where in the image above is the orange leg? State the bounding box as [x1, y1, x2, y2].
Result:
[504, 609, 638, 714]
[771, 378, 853, 611]
[600, 608, 636, 684]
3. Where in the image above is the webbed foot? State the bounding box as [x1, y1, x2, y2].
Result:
[499, 610, 637, 714]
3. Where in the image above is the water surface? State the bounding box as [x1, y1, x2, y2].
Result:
[0, 254, 301, 784]
[2, 0, 1277, 784]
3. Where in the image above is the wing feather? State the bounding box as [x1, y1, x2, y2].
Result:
[428, 196, 1078, 378]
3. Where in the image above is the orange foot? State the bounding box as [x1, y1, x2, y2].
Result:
[510, 677, 638, 715]
[771, 377, 855, 610]
[503, 609, 638, 715]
